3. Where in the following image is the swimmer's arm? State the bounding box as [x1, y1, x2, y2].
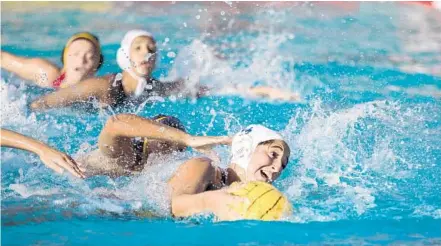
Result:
[168, 157, 217, 217]
[0, 128, 85, 178]
[169, 158, 243, 219]
[158, 79, 210, 98]
[0, 128, 48, 153]
[0, 50, 60, 87]
[98, 113, 190, 157]
[98, 114, 231, 158]
[156, 79, 185, 96]
[247, 86, 301, 101]
[29, 77, 110, 111]
[171, 190, 225, 218]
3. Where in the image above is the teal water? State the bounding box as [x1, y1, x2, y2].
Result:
[1, 2, 441, 245]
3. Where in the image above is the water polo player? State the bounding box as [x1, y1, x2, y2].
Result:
[77, 113, 230, 177]
[1, 32, 102, 88]
[30, 29, 208, 111]
[30, 29, 299, 111]
[168, 124, 291, 220]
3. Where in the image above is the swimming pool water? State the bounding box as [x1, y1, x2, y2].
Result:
[1, 2, 441, 245]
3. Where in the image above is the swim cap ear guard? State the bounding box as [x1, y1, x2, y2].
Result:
[60, 32, 104, 70]
[231, 125, 284, 170]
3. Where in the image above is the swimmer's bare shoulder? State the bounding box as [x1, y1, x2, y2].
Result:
[168, 157, 216, 193]
[168, 157, 221, 217]
[27, 58, 60, 86]
[168, 157, 243, 218]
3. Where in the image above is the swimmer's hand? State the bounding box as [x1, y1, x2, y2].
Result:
[249, 86, 301, 102]
[38, 147, 86, 179]
[187, 136, 232, 148]
[186, 136, 232, 164]
[209, 188, 249, 221]
[187, 136, 231, 150]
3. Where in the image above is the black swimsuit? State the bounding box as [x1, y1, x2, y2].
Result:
[207, 168, 228, 190]
[220, 169, 228, 186]
[132, 137, 147, 168]
[109, 73, 162, 107]
[109, 73, 127, 107]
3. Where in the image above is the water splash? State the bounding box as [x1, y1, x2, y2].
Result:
[165, 36, 309, 100]
[281, 99, 441, 222]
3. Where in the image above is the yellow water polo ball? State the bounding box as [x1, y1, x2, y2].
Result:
[228, 181, 292, 221]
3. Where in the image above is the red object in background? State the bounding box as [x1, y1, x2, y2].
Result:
[405, 1, 441, 11]
[406, 1, 434, 7]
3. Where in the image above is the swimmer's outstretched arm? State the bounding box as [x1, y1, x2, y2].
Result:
[247, 86, 301, 101]
[158, 79, 210, 98]
[168, 157, 244, 219]
[0, 50, 60, 87]
[98, 114, 231, 158]
[29, 76, 111, 111]
[0, 128, 85, 178]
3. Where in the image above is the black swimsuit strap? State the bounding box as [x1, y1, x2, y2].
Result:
[110, 73, 127, 106]
[220, 168, 228, 186]
[132, 138, 145, 169]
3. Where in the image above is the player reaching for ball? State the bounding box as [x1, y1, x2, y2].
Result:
[55, 116, 291, 221]
[168, 125, 292, 221]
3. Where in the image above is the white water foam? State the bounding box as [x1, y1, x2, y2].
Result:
[165, 35, 311, 101]
[281, 99, 441, 222]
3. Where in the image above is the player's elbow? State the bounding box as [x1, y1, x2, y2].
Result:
[102, 114, 135, 135]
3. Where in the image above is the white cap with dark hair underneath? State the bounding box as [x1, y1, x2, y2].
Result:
[231, 125, 283, 170]
[116, 29, 155, 96]
[117, 29, 154, 70]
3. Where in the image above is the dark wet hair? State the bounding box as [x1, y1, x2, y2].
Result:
[151, 114, 186, 152]
[152, 114, 186, 133]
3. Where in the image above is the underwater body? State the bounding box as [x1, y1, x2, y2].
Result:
[1, 2, 441, 245]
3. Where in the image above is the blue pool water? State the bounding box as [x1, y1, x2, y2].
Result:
[1, 2, 441, 245]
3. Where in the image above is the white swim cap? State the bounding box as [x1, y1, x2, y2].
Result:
[231, 125, 284, 170]
[116, 29, 155, 97]
[117, 29, 154, 71]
